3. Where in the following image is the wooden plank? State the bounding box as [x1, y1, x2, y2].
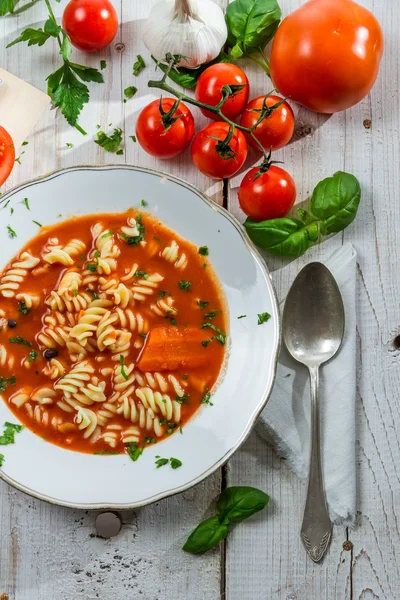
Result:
[0, 1, 226, 599]
[225, 0, 400, 598]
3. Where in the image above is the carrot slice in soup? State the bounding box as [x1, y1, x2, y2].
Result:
[137, 327, 211, 372]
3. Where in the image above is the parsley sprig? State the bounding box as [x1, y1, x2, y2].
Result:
[6, 0, 104, 132]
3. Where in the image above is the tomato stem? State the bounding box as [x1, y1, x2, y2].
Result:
[247, 54, 271, 78]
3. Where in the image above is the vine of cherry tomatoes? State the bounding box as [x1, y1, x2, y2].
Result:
[137, 63, 296, 222]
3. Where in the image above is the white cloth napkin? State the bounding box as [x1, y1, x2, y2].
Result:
[257, 243, 357, 526]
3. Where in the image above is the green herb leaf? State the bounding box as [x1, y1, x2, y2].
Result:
[7, 225, 17, 238]
[0, 421, 23, 445]
[0, 453, 4, 466]
[217, 486, 270, 522]
[0, 0, 18, 16]
[32, 220, 42, 228]
[7, 26, 52, 49]
[94, 449, 120, 455]
[27, 350, 38, 363]
[226, 0, 281, 57]
[59, 29, 72, 60]
[179, 280, 192, 291]
[141, 199, 147, 207]
[66, 142, 74, 148]
[130, 135, 137, 143]
[154, 51, 230, 89]
[95, 128, 123, 153]
[197, 300, 209, 310]
[170, 457, 182, 469]
[126, 442, 143, 462]
[9, 336, 32, 346]
[155, 457, 169, 468]
[101, 230, 113, 238]
[204, 309, 221, 321]
[257, 312, 271, 325]
[201, 323, 226, 344]
[133, 54, 146, 76]
[18, 300, 29, 315]
[183, 516, 229, 554]
[124, 85, 138, 99]
[201, 391, 213, 405]
[119, 355, 129, 381]
[0, 376, 17, 393]
[198, 246, 209, 256]
[134, 270, 149, 279]
[119, 214, 145, 246]
[237, 315, 246, 319]
[100, 60, 107, 70]
[175, 393, 190, 404]
[310, 171, 362, 235]
[23, 198, 30, 210]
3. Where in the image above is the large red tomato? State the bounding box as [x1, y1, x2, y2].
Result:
[191, 122, 248, 179]
[136, 98, 195, 159]
[270, 0, 384, 113]
[195, 64, 250, 121]
[0, 126, 15, 187]
[62, 0, 118, 52]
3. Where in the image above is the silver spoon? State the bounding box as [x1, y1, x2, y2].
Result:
[283, 262, 345, 563]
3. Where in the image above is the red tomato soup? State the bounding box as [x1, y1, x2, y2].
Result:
[0, 211, 227, 455]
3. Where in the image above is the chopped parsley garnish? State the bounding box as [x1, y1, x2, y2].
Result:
[202, 263, 207, 269]
[32, 220, 42, 228]
[101, 230, 113, 238]
[155, 456, 182, 469]
[204, 309, 221, 321]
[0, 376, 17, 393]
[178, 280, 192, 291]
[197, 300, 209, 310]
[119, 355, 129, 381]
[124, 85, 138, 99]
[175, 393, 190, 404]
[158, 290, 168, 298]
[201, 338, 213, 348]
[198, 246, 209, 256]
[10, 207, 14, 215]
[0, 421, 23, 445]
[134, 270, 149, 280]
[133, 54, 146, 76]
[100, 60, 107, 70]
[126, 442, 143, 462]
[22, 141, 28, 146]
[27, 350, 38, 363]
[7, 225, 16, 238]
[201, 323, 226, 345]
[87, 288, 99, 301]
[141, 199, 148, 207]
[18, 300, 30, 315]
[9, 336, 32, 346]
[285, 373, 291, 378]
[94, 450, 120, 455]
[182, 374, 188, 380]
[73, 289, 78, 297]
[144, 436, 156, 445]
[87, 250, 100, 273]
[66, 143, 74, 148]
[23, 197, 30, 210]
[119, 214, 145, 246]
[237, 315, 247, 319]
[95, 128, 123, 153]
[155, 457, 169, 468]
[138, 333, 147, 339]
[116, 149, 124, 155]
[168, 317, 178, 326]
[170, 457, 182, 469]
[258, 312, 271, 325]
[201, 392, 213, 406]
[130, 135, 137, 143]
[0, 454, 4, 467]
[179, 421, 183, 434]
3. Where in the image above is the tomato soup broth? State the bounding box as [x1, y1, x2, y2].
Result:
[0, 211, 227, 454]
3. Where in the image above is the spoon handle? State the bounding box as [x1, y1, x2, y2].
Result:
[301, 365, 332, 562]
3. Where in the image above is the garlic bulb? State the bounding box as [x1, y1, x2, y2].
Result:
[143, 0, 228, 69]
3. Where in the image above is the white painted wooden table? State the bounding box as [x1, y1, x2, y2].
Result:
[0, 1, 399, 598]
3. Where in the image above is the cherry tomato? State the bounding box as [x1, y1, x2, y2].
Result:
[136, 98, 195, 159]
[62, 0, 118, 52]
[238, 166, 296, 221]
[195, 64, 250, 121]
[240, 95, 295, 151]
[270, 0, 384, 114]
[191, 122, 248, 180]
[0, 126, 15, 187]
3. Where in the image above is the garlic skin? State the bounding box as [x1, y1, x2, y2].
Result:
[143, 0, 228, 69]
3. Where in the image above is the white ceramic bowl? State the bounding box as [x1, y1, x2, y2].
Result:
[0, 165, 280, 508]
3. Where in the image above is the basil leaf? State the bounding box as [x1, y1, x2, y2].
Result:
[226, 0, 281, 56]
[155, 52, 231, 90]
[311, 171, 361, 235]
[183, 516, 228, 554]
[245, 217, 318, 258]
[217, 486, 269, 523]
